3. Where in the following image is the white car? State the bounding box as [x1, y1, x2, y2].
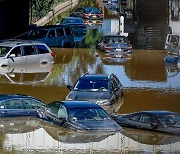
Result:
[0, 39, 55, 67]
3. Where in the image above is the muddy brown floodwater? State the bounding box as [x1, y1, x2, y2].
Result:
[0, 47, 179, 153]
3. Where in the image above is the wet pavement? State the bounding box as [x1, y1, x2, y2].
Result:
[0, 1, 180, 153]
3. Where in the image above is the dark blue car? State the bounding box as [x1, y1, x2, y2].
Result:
[113, 110, 180, 135]
[38, 100, 122, 132]
[0, 94, 46, 118]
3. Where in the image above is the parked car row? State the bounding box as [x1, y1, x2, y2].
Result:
[0, 93, 179, 135]
[0, 94, 122, 132]
[0, 72, 179, 135]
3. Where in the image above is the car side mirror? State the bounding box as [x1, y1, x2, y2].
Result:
[67, 85, 72, 91]
[151, 123, 158, 129]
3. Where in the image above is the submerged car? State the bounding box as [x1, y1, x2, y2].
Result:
[0, 39, 54, 67]
[37, 101, 122, 132]
[15, 25, 75, 48]
[113, 110, 180, 135]
[60, 17, 87, 46]
[97, 35, 132, 53]
[70, 7, 103, 20]
[0, 94, 46, 118]
[65, 73, 124, 106]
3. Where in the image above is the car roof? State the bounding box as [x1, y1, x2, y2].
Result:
[50, 101, 102, 108]
[79, 73, 110, 81]
[30, 25, 71, 30]
[0, 94, 38, 101]
[105, 35, 126, 38]
[82, 6, 99, 10]
[63, 17, 83, 20]
[0, 39, 45, 47]
[135, 110, 179, 115]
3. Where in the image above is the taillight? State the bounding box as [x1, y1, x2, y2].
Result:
[104, 46, 113, 51]
[50, 52, 55, 57]
[83, 13, 90, 17]
[125, 46, 132, 52]
[99, 14, 103, 17]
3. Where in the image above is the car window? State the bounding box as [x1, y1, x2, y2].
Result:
[47, 102, 60, 116]
[28, 29, 47, 39]
[9, 46, 21, 57]
[56, 28, 64, 36]
[22, 99, 44, 110]
[36, 45, 49, 54]
[47, 30, 56, 38]
[64, 28, 72, 35]
[4, 99, 24, 109]
[23, 45, 38, 56]
[0, 46, 11, 57]
[158, 114, 180, 126]
[0, 102, 5, 109]
[140, 114, 157, 124]
[74, 79, 109, 91]
[69, 107, 111, 121]
[130, 114, 140, 122]
[57, 105, 67, 119]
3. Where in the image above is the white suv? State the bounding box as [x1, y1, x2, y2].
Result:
[0, 39, 55, 67]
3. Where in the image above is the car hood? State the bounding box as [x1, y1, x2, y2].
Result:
[75, 120, 122, 132]
[66, 91, 111, 100]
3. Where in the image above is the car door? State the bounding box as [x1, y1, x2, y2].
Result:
[45, 102, 64, 124]
[23, 45, 40, 64]
[45, 29, 58, 47]
[111, 76, 123, 101]
[22, 98, 45, 116]
[138, 113, 158, 130]
[1, 99, 26, 117]
[8, 46, 25, 67]
[56, 28, 66, 47]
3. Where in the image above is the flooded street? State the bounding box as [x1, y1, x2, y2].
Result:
[0, 1, 180, 153]
[0, 47, 179, 153]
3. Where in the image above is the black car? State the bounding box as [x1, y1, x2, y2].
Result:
[0, 94, 46, 118]
[65, 73, 124, 106]
[70, 7, 103, 20]
[113, 110, 180, 135]
[37, 101, 122, 132]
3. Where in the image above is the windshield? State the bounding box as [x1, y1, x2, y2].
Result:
[0, 46, 11, 57]
[74, 79, 109, 91]
[158, 114, 180, 127]
[85, 7, 101, 14]
[105, 36, 127, 44]
[68, 107, 111, 121]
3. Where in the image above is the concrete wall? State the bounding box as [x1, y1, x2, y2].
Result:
[34, 0, 80, 26]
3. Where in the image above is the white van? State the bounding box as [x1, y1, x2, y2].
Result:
[0, 39, 55, 67]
